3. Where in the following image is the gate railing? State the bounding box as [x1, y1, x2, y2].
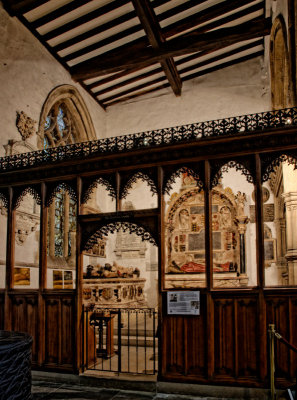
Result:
[82, 306, 158, 375]
[268, 324, 297, 399]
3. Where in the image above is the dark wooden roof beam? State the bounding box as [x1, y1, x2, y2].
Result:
[84, 3, 264, 90]
[97, 40, 262, 102]
[89, 39, 262, 94]
[87, 64, 162, 91]
[62, 25, 146, 63]
[60, 0, 260, 65]
[70, 17, 271, 81]
[3, 0, 49, 16]
[103, 50, 263, 107]
[31, 0, 129, 29]
[175, 38, 263, 69]
[131, 0, 181, 96]
[178, 40, 263, 76]
[164, 2, 265, 40]
[44, 7, 137, 43]
[92, 66, 163, 96]
[163, 0, 262, 39]
[182, 50, 263, 83]
[100, 75, 168, 103]
[103, 83, 171, 107]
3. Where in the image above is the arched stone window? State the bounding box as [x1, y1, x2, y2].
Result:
[38, 85, 96, 149]
[270, 16, 291, 109]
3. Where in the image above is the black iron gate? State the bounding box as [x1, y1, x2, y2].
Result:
[83, 307, 158, 375]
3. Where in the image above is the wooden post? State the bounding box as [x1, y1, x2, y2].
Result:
[38, 182, 47, 366]
[255, 153, 267, 382]
[4, 187, 15, 331]
[205, 160, 214, 379]
[75, 176, 83, 372]
[157, 166, 164, 378]
[116, 172, 121, 212]
[205, 160, 213, 290]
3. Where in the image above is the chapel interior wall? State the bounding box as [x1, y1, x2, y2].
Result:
[0, 3, 106, 156]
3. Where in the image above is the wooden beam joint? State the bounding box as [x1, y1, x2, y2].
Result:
[131, 0, 182, 96]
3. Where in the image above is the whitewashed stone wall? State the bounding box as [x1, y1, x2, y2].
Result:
[105, 57, 271, 138]
[0, 3, 106, 155]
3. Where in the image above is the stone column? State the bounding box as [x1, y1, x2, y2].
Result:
[235, 216, 249, 274]
[282, 192, 297, 284]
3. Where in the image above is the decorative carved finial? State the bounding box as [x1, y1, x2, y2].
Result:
[235, 191, 246, 217]
[16, 111, 36, 140]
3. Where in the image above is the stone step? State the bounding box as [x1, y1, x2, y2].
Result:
[114, 336, 156, 347]
[121, 328, 156, 337]
[98, 333, 157, 347]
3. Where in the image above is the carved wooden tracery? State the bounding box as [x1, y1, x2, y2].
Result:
[84, 221, 157, 251]
[120, 171, 157, 199]
[82, 177, 116, 204]
[211, 159, 255, 189]
[46, 182, 77, 207]
[13, 186, 41, 209]
[164, 166, 204, 195]
[261, 152, 297, 182]
[0, 192, 8, 209]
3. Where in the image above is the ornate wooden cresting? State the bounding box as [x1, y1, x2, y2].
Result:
[1, 107, 297, 387]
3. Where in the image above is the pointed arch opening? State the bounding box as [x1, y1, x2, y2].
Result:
[38, 85, 96, 149]
[46, 183, 77, 289]
[270, 16, 291, 109]
[261, 153, 297, 286]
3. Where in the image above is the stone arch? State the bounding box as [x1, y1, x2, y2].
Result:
[38, 85, 96, 149]
[270, 16, 291, 109]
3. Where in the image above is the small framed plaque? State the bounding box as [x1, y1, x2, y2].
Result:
[167, 291, 200, 315]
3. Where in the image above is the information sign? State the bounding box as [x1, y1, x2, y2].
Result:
[167, 291, 200, 315]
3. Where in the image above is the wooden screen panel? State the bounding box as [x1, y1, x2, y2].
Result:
[162, 316, 185, 375]
[10, 294, 39, 363]
[61, 298, 75, 366]
[0, 292, 4, 330]
[45, 298, 60, 364]
[44, 294, 75, 370]
[213, 299, 235, 377]
[162, 293, 207, 378]
[266, 297, 290, 380]
[186, 293, 207, 377]
[237, 298, 260, 379]
[289, 299, 297, 379]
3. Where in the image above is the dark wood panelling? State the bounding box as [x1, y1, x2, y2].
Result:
[266, 296, 292, 381]
[185, 297, 207, 377]
[214, 299, 235, 377]
[61, 298, 75, 366]
[237, 298, 260, 379]
[10, 294, 39, 363]
[0, 292, 4, 329]
[162, 316, 185, 375]
[44, 294, 75, 369]
[45, 298, 60, 364]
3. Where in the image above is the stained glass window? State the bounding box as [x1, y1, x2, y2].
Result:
[54, 192, 64, 257]
[43, 103, 76, 149]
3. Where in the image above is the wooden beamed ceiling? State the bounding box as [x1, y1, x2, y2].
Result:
[4, 0, 269, 108]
